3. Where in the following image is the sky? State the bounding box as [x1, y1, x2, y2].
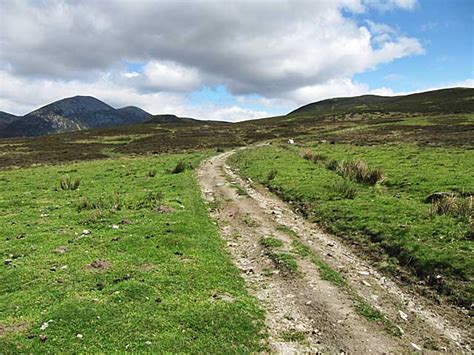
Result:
[0, 0, 473, 121]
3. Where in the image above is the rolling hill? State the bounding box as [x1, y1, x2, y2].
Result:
[289, 87, 474, 116]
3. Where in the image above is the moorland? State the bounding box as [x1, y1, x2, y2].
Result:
[0, 87, 472, 352]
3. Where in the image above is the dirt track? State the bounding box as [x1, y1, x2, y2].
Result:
[197, 149, 472, 353]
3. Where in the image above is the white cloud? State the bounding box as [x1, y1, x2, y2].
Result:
[142, 61, 202, 92]
[0, 70, 268, 121]
[364, 0, 417, 11]
[0, 0, 435, 121]
[122, 72, 140, 79]
[0, 1, 423, 95]
[285, 78, 396, 106]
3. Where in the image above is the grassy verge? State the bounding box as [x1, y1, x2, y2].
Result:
[230, 143, 473, 306]
[0, 153, 266, 352]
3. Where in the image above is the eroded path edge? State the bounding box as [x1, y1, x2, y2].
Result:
[197, 149, 471, 353]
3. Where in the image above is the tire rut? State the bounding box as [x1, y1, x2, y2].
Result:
[197, 150, 472, 353]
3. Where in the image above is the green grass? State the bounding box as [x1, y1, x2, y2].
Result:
[291, 240, 346, 287]
[230, 143, 473, 306]
[354, 302, 402, 337]
[280, 330, 306, 342]
[260, 236, 284, 248]
[267, 252, 298, 274]
[0, 153, 266, 352]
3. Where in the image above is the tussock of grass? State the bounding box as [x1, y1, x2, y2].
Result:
[337, 159, 385, 185]
[301, 149, 314, 161]
[311, 152, 327, 162]
[266, 168, 278, 182]
[171, 160, 186, 174]
[78, 193, 123, 212]
[325, 159, 339, 171]
[430, 195, 473, 221]
[59, 175, 80, 190]
[333, 180, 357, 199]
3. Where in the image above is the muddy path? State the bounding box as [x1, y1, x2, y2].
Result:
[197, 149, 472, 353]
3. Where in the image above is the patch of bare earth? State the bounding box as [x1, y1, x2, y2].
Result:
[197, 150, 472, 353]
[0, 322, 29, 338]
[85, 260, 111, 272]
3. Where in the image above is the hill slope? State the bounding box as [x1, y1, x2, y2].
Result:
[289, 87, 474, 116]
[0, 96, 153, 137]
[0, 111, 20, 130]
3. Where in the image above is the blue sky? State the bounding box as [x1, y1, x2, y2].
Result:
[1, 0, 473, 120]
[353, 0, 473, 92]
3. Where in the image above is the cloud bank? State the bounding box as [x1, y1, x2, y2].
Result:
[0, 0, 431, 121]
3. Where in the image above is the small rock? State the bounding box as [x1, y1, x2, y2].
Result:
[112, 224, 119, 229]
[4, 259, 12, 265]
[76, 333, 83, 339]
[60, 265, 68, 270]
[82, 229, 91, 235]
[54, 246, 68, 254]
[145, 341, 152, 345]
[40, 322, 49, 331]
[399, 310, 408, 321]
[39, 334, 48, 342]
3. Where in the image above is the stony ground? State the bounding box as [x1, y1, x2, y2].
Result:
[198, 149, 472, 353]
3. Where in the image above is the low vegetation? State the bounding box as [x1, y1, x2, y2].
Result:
[267, 252, 298, 274]
[59, 175, 80, 191]
[170, 160, 187, 174]
[230, 143, 474, 306]
[0, 153, 266, 352]
[260, 236, 284, 248]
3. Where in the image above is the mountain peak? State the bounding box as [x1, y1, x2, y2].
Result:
[28, 95, 114, 118]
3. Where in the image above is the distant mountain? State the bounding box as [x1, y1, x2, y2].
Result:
[117, 106, 152, 122]
[0, 96, 153, 138]
[145, 114, 200, 124]
[0, 111, 20, 130]
[289, 87, 474, 116]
